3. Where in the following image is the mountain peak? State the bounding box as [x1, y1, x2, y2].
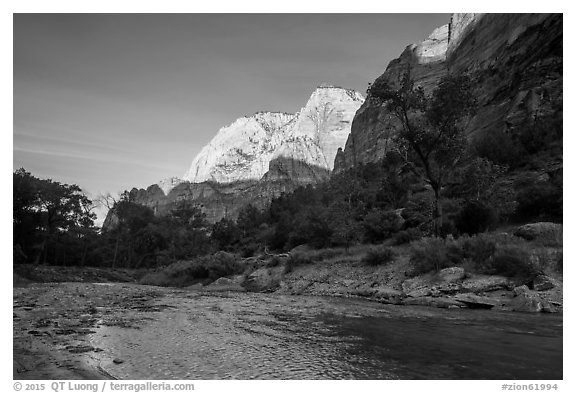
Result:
[183, 86, 364, 184]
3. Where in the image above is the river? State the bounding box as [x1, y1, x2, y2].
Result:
[89, 289, 562, 380]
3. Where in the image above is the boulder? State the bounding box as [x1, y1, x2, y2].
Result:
[510, 285, 553, 312]
[437, 267, 466, 283]
[406, 287, 432, 298]
[351, 287, 376, 297]
[532, 275, 556, 291]
[242, 266, 284, 292]
[402, 276, 429, 293]
[402, 296, 465, 309]
[212, 277, 234, 286]
[204, 276, 246, 292]
[453, 294, 500, 309]
[373, 286, 404, 303]
[431, 283, 462, 296]
[514, 222, 562, 241]
[461, 275, 511, 293]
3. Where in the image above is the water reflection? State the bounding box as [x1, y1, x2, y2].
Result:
[91, 291, 562, 380]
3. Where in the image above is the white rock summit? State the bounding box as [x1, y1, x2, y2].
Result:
[183, 85, 364, 184]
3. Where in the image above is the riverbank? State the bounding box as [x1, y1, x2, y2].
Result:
[198, 228, 564, 314]
[14, 225, 563, 317]
[13, 282, 168, 379]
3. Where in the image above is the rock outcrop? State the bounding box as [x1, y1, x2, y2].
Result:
[334, 13, 562, 172]
[186, 86, 363, 184]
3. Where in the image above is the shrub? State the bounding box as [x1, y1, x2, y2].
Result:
[139, 251, 242, 287]
[239, 242, 259, 258]
[408, 237, 451, 276]
[205, 251, 243, 280]
[556, 252, 563, 273]
[515, 183, 562, 222]
[490, 246, 541, 282]
[362, 209, 403, 243]
[473, 129, 525, 167]
[455, 201, 497, 235]
[459, 235, 497, 270]
[362, 246, 395, 266]
[284, 252, 313, 274]
[393, 228, 423, 245]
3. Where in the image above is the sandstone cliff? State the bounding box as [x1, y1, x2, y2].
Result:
[129, 86, 363, 222]
[185, 86, 363, 184]
[334, 13, 562, 172]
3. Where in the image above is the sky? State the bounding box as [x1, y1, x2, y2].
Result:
[13, 13, 450, 221]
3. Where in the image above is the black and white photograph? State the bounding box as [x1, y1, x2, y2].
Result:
[10, 4, 565, 388]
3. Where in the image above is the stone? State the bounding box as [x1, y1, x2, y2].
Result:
[401, 296, 464, 309]
[453, 294, 499, 309]
[212, 277, 234, 286]
[510, 288, 553, 313]
[185, 283, 203, 290]
[513, 285, 530, 296]
[204, 277, 246, 292]
[514, 222, 563, 241]
[406, 287, 432, 298]
[113, 358, 124, 364]
[532, 275, 556, 291]
[401, 276, 429, 293]
[242, 266, 284, 292]
[432, 283, 462, 295]
[373, 286, 404, 299]
[461, 275, 511, 293]
[437, 267, 466, 283]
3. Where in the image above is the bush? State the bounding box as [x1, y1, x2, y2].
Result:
[455, 201, 497, 235]
[473, 129, 525, 167]
[139, 251, 242, 287]
[456, 235, 497, 270]
[490, 246, 541, 282]
[362, 246, 394, 266]
[393, 228, 423, 245]
[205, 251, 242, 279]
[239, 242, 259, 258]
[556, 252, 563, 273]
[362, 209, 403, 243]
[408, 237, 451, 276]
[515, 181, 562, 222]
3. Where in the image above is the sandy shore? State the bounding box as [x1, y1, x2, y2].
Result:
[13, 282, 169, 380]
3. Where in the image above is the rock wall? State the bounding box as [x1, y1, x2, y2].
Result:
[125, 159, 331, 224]
[334, 13, 562, 172]
[185, 86, 363, 184]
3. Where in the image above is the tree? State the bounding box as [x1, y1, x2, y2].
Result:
[211, 218, 240, 250]
[13, 169, 97, 264]
[236, 203, 264, 237]
[169, 199, 208, 228]
[368, 70, 477, 235]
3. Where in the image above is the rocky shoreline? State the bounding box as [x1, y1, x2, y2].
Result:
[201, 253, 563, 314]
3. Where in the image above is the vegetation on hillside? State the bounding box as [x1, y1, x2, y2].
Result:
[13, 71, 562, 283]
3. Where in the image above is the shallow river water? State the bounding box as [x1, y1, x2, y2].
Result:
[89, 289, 562, 380]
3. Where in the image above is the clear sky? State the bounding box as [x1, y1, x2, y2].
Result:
[13, 13, 450, 210]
